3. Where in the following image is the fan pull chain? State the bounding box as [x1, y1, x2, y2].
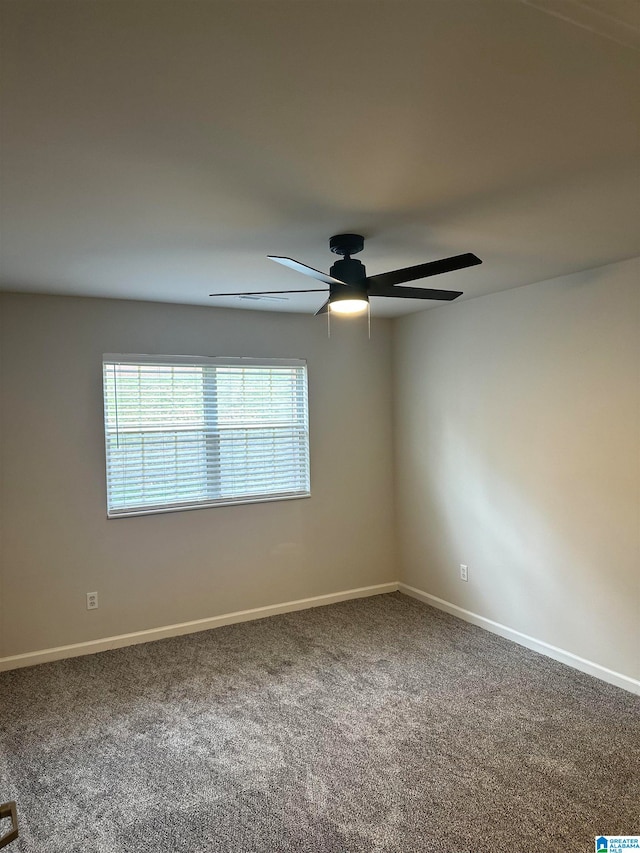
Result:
[368, 302, 371, 340]
[327, 308, 331, 339]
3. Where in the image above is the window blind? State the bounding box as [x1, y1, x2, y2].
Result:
[102, 355, 310, 517]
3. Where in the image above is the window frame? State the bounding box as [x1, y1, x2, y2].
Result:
[102, 354, 311, 518]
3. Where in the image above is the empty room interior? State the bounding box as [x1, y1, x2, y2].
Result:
[0, 1, 638, 851]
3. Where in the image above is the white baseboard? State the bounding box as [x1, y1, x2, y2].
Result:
[0, 582, 398, 672]
[398, 583, 640, 696]
[3, 581, 637, 696]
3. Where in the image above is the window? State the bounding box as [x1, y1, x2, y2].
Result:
[102, 355, 310, 517]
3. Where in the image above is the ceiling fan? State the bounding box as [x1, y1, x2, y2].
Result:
[210, 234, 481, 315]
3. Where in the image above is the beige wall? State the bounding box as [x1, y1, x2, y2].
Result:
[0, 294, 397, 657]
[394, 258, 640, 680]
[2, 260, 638, 682]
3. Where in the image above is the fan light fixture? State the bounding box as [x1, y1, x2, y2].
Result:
[329, 294, 369, 314]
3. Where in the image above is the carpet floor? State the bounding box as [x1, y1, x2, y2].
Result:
[0, 592, 638, 852]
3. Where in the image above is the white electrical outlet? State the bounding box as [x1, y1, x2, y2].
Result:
[459, 564, 468, 582]
[86, 591, 98, 610]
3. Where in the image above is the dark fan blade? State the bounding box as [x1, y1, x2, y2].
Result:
[367, 284, 462, 301]
[367, 253, 481, 288]
[314, 298, 331, 316]
[210, 289, 327, 296]
[268, 256, 345, 287]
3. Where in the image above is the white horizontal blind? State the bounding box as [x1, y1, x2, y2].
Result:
[103, 355, 310, 517]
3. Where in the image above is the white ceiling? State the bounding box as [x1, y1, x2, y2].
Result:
[1, 0, 638, 316]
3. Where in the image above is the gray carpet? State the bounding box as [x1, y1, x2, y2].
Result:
[0, 592, 638, 852]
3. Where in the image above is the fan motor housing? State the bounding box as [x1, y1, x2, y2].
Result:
[329, 257, 367, 287]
